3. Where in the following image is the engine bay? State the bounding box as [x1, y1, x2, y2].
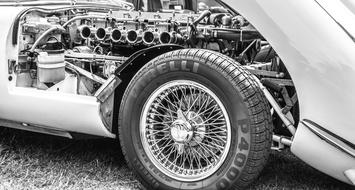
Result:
[14, 6, 265, 95]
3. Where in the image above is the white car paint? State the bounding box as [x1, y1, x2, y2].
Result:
[223, 0, 355, 184]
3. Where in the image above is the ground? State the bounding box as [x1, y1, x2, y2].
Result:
[0, 128, 354, 190]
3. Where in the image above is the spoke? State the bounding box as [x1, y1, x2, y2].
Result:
[203, 135, 226, 145]
[161, 145, 176, 166]
[197, 89, 205, 108]
[180, 150, 189, 168]
[147, 121, 173, 125]
[203, 131, 227, 135]
[147, 123, 171, 128]
[167, 88, 182, 110]
[154, 138, 174, 156]
[171, 148, 181, 167]
[186, 87, 192, 110]
[194, 147, 212, 166]
[194, 122, 227, 127]
[153, 109, 174, 119]
[165, 145, 177, 160]
[162, 93, 180, 111]
[155, 100, 177, 115]
[202, 114, 225, 125]
[189, 149, 194, 170]
[149, 106, 165, 114]
[199, 141, 224, 152]
[204, 108, 223, 121]
[197, 95, 213, 115]
[207, 127, 227, 132]
[146, 130, 169, 137]
[181, 86, 187, 108]
[195, 131, 226, 137]
[178, 88, 184, 109]
[187, 93, 200, 112]
[166, 102, 175, 122]
[191, 148, 205, 169]
[195, 124, 227, 132]
[161, 138, 175, 149]
[186, 86, 197, 111]
[189, 103, 218, 121]
[207, 134, 227, 142]
[150, 113, 175, 121]
[149, 135, 171, 147]
[147, 128, 171, 132]
[185, 86, 191, 109]
[196, 141, 220, 161]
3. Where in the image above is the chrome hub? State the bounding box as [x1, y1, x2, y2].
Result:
[170, 120, 193, 143]
[188, 111, 206, 146]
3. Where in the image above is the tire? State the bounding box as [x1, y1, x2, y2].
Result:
[119, 49, 272, 190]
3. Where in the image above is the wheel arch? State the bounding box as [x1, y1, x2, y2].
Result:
[111, 44, 185, 135]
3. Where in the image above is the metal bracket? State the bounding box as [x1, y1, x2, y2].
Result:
[254, 76, 296, 135]
[272, 134, 292, 151]
[8, 59, 16, 74]
[95, 75, 122, 103]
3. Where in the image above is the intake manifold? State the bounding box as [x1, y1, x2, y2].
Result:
[143, 30, 159, 45]
[127, 30, 143, 44]
[159, 31, 183, 44]
[111, 28, 127, 43]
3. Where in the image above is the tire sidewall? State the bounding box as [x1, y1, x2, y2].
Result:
[120, 58, 253, 190]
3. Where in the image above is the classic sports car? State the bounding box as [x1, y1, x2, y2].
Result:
[0, 0, 354, 189]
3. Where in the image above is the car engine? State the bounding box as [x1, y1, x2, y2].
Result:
[15, 7, 264, 95]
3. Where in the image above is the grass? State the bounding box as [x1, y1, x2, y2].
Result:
[0, 127, 354, 190]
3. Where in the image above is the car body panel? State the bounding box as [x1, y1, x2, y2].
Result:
[223, 0, 355, 183]
[223, 0, 355, 145]
[292, 122, 355, 184]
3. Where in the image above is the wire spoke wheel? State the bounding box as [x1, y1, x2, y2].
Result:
[140, 80, 231, 181]
[120, 49, 272, 190]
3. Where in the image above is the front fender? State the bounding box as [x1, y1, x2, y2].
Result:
[223, 0, 355, 184]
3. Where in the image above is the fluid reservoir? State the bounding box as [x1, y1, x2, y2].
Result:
[37, 38, 65, 83]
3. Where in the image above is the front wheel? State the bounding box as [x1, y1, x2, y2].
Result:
[119, 49, 272, 190]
